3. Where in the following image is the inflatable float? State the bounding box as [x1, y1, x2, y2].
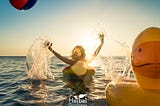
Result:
[63, 61, 95, 93]
[105, 27, 160, 106]
[63, 61, 95, 83]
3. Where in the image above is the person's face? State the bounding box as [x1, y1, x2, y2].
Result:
[71, 48, 82, 60]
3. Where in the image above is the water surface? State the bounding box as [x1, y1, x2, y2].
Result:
[0, 56, 128, 106]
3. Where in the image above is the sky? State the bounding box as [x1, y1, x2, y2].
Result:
[0, 0, 160, 56]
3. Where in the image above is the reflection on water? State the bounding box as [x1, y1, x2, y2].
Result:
[0, 55, 132, 106]
[0, 56, 112, 106]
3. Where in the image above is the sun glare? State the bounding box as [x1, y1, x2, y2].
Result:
[80, 33, 99, 59]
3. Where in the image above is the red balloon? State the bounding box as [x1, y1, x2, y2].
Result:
[10, 0, 37, 10]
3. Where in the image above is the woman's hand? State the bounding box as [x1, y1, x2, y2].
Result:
[98, 33, 104, 44]
[48, 43, 53, 51]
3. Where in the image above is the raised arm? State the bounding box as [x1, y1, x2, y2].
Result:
[87, 33, 104, 64]
[48, 43, 74, 65]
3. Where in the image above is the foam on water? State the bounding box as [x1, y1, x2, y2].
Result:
[26, 36, 55, 80]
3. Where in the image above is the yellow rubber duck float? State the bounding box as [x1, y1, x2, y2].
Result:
[105, 27, 160, 106]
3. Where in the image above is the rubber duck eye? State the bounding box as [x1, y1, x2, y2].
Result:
[138, 48, 142, 53]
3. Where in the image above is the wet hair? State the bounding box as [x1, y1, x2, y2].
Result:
[71, 45, 86, 60]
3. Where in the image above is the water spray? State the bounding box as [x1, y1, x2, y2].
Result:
[25, 36, 55, 81]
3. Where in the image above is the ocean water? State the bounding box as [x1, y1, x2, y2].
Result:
[0, 56, 130, 106]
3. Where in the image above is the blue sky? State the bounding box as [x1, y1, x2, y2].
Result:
[0, 0, 160, 56]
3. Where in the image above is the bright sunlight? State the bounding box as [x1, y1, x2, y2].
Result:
[80, 33, 99, 57]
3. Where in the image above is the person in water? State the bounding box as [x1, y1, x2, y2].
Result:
[48, 33, 104, 91]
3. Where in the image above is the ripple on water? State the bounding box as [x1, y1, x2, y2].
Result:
[1, 56, 124, 106]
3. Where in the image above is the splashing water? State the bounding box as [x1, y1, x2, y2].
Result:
[93, 23, 132, 81]
[93, 24, 132, 81]
[81, 24, 132, 81]
[102, 37, 132, 81]
[26, 36, 55, 80]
